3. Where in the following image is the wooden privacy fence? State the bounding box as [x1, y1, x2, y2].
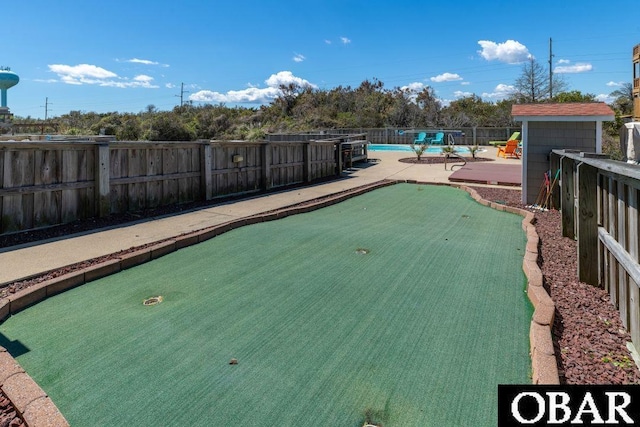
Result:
[551, 149, 640, 346]
[0, 137, 351, 235]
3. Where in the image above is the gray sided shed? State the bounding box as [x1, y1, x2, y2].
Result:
[511, 103, 615, 205]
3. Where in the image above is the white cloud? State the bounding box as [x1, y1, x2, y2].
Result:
[121, 57, 169, 67]
[293, 53, 306, 63]
[189, 87, 281, 104]
[481, 83, 515, 99]
[49, 64, 117, 80]
[606, 81, 624, 87]
[453, 90, 473, 98]
[127, 58, 159, 65]
[401, 82, 426, 92]
[165, 83, 176, 89]
[189, 71, 316, 104]
[399, 82, 427, 101]
[461, 81, 471, 86]
[324, 39, 332, 45]
[101, 75, 159, 89]
[47, 64, 158, 88]
[556, 59, 570, 64]
[477, 40, 531, 64]
[340, 36, 351, 44]
[554, 61, 592, 73]
[265, 71, 316, 88]
[596, 93, 615, 103]
[430, 72, 463, 83]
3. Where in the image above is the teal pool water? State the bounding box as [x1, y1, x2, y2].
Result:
[368, 144, 476, 153]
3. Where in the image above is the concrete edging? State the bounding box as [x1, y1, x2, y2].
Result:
[460, 185, 560, 385]
[0, 348, 69, 426]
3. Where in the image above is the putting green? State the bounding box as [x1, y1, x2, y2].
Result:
[0, 184, 531, 426]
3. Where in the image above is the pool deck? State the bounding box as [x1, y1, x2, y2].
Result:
[0, 147, 521, 286]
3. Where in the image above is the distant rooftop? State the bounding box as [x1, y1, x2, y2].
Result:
[512, 102, 615, 119]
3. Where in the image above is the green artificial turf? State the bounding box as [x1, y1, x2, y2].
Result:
[0, 183, 532, 426]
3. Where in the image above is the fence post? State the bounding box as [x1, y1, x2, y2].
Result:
[618, 180, 629, 327]
[200, 142, 212, 200]
[561, 155, 575, 239]
[303, 141, 311, 182]
[263, 142, 272, 190]
[549, 151, 561, 209]
[335, 141, 343, 175]
[95, 143, 110, 217]
[577, 162, 598, 285]
[628, 187, 640, 345]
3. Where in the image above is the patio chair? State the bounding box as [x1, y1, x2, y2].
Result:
[413, 132, 427, 144]
[430, 132, 445, 145]
[497, 139, 520, 159]
[489, 131, 520, 147]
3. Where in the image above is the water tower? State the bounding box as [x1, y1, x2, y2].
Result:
[0, 67, 19, 108]
[0, 67, 18, 132]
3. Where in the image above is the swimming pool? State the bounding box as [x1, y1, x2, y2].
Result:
[368, 144, 477, 154]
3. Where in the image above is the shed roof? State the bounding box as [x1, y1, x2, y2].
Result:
[511, 102, 614, 121]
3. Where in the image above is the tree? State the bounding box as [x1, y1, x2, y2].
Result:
[441, 95, 493, 127]
[145, 113, 195, 141]
[353, 79, 391, 128]
[551, 90, 596, 103]
[609, 82, 633, 116]
[512, 58, 567, 103]
[415, 86, 441, 126]
[273, 82, 303, 117]
[385, 88, 412, 127]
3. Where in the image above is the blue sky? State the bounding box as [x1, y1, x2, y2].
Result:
[2, 0, 639, 119]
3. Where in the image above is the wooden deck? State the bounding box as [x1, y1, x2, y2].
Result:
[448, 163, 521, 187]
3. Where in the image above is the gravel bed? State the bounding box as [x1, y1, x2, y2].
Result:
[0, 393, 23, 426]
[0, 184, 637, 424]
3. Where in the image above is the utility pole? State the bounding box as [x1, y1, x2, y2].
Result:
[176, 83, 189, 107]
[38, 97, 52, 135]
[41, 97, 51, 121]
[549, 37, 554, 100]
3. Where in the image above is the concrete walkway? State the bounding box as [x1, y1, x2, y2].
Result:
[0, 147, 521, 285]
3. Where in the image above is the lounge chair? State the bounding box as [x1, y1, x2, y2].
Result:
[489, 132, 520, 147]
[413, 132, 427, 144]
[430, 132, 445, 145]
[497, 139, 520, 159]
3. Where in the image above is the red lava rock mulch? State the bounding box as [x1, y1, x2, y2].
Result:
[0, 393, 23, 426]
